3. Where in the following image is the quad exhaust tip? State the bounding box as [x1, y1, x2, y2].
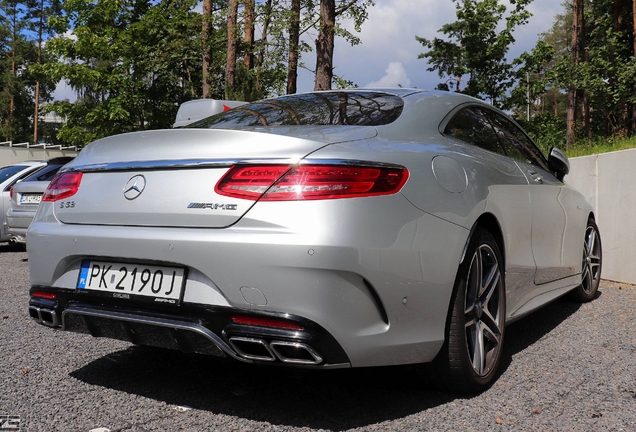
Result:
[228, 337, 323, 365]
[29, 306, 58, 327]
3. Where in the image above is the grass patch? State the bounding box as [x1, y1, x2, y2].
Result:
[565, 136, 636, 158]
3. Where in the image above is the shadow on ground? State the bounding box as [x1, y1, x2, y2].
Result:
[0, 242, 26, 253]
[70, 297, 583, 430]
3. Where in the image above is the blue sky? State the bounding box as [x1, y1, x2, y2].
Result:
[52, 0, 565, 100]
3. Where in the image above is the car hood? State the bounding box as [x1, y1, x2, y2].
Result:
[55, 127, 377, 229]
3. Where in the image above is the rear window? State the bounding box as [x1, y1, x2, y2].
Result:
[23, 164, 63, 182]
[189, 92, 404, 128]
[0, 165, 29, 183]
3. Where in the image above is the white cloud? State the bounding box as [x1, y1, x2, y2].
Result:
[295, 0, 567, 92]
[366, 62, 411, 88]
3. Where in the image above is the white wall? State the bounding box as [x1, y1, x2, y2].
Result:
[0, 146, 78, 166]
[568, 149, 636, 284]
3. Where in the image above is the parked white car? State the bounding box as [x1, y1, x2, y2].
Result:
[7, 157, 74, 243]
[0, 161, 46, 242]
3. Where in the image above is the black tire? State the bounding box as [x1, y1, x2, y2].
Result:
[568, 218, 602, 302]
[423, 227, 506, 393]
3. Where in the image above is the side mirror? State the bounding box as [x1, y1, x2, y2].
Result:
[548, 147, 570, 181]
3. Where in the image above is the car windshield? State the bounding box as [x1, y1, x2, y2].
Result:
[189, 92, 404, 128]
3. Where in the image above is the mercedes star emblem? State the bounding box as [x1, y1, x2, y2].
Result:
[123, 175, 146, 200]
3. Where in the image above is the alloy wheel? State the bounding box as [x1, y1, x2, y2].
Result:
[464, 244, 504, 376]
[581, 224, 602, 295]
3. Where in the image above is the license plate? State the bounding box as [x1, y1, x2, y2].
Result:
[77, 260, 185, 304]
[20, 194, 42, 204]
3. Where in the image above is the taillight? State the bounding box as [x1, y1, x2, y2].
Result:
[231, 315, 304, 331]
[215, 164, 408, 201]
[9, 185, 13, 199]
[32, 291, 57, 299]
[42, 171, 83, 201]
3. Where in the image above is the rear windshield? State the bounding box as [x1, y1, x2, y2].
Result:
[189, 92, 404, 128]
[0, 165, 29, 183]
[23, 164, 63, 182]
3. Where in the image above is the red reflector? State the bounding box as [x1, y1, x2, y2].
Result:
[231, 315, 304, 331]
[215, 164, 408, 201]
[42, 171, 83, 202]
[32, 291, 57, 300]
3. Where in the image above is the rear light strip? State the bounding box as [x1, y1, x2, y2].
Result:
[215, 164, 408, 201]
[231, 315, 305, 331]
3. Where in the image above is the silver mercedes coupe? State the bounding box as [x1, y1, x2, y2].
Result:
[27, 89, 602, 392]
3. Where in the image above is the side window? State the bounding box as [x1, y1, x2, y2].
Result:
[484, 110, 550, 171]
[443, 107, 506, 155]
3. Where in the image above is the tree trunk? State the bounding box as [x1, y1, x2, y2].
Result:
[255, 0, 273, 91]
[202, 0, 213, 98]
[581, 5, 590, 141]
[34, 0, 44, 144]
[225, 0, 239, 99]
[583, 90, 591, 140]
[287, 0, 301, 94]
[314, 0, 336, 91]
[243, 0, 254, 70]
[566, 0, 583, 149]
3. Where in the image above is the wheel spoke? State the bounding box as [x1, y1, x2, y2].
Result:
[480, 308, 501, 338]
[480, 260, 500, 305]
[586, 228, 596, 254]
[470, 321, 485, 374]
[466, 251, 482, 306]
[583, 267, 593, 292]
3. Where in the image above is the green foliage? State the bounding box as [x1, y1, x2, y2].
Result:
[509, 0, 636, 145]
[39, 0, 204, 146]
[565, 136, 636, 158]
[416, 0, 532, 107]
[0, 0, 375, 146]
[0, 0, 59, 142]
[515, 112, 567, 154]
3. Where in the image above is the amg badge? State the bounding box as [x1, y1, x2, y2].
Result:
[187, 203, 238, 210]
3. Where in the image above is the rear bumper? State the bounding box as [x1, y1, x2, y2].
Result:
[27, 199, 468, 367]
[29, 290, 350, 368]
[6, 208, 35, 237]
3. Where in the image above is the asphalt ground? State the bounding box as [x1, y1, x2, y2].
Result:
[1, 242, 634, 432]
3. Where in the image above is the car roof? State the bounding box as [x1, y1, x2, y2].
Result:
[12, 160, 46, 166]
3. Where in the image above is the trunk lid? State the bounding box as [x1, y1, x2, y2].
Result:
[55, 127, 376, 228]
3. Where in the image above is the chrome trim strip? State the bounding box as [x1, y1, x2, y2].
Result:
[63, 158, 406, 173]
[61, 305, 246, 362]
[269, 341, 323, 365]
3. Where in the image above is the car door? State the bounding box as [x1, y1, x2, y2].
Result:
[442, 106, 537, 310]
[484, 110, 577, 286]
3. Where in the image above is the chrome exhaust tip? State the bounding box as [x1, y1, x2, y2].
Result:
[270, 341, 323, 365]
[228, 337, 276, 362]
[29, 306, 58, 327]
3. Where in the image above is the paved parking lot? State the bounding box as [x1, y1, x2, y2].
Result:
[1, 242, 635, 431]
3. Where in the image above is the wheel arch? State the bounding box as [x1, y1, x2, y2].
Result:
[426, 214, 507, 392]
[461, 213, 505, 269]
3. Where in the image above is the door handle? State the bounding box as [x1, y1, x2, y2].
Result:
[528, 171, 543, 184]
